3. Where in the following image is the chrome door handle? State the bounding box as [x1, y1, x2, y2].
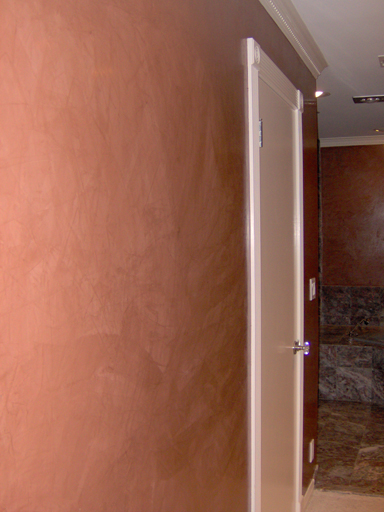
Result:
[292, 340, 310, 355]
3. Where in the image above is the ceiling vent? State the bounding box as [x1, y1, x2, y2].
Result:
[353, 95, 384, 104]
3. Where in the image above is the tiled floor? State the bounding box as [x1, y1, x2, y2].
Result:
[316, 400, 384, 495]
[307, 490, 384, 512]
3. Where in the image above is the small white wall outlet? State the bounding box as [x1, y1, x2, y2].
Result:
[309, 278, 316, 301]
[309, 439, 315, 463]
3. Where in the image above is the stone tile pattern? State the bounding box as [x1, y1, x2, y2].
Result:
[319, 326, 384, 405]
[316, 400, 384, 495]
[321, 285, 384, 326]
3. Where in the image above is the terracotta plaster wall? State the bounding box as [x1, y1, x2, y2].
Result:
[321, 145, 384, 286]
[0, 0, 316, 510]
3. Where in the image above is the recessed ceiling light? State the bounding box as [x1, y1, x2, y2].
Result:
[353, 95, 384, 103]
[374, 128, 384, 133]
[315, 91, 330, 98]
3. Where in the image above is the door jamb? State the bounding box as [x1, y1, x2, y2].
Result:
[244, 37, 305, 512]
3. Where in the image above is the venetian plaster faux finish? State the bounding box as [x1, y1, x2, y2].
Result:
[321, 145, 384, 287]
[0, 1, 249, 510]
[0, 0, 318, 510]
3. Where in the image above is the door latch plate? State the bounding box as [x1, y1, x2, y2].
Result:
[293, 340, 310, 355]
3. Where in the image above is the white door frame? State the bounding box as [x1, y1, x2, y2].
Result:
[244, 38, 305, 512]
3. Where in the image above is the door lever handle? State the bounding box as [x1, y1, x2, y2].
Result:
[292, 340, 310, 355]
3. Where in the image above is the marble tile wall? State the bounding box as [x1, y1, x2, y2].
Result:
[319, 344, 384, 405]
[321, 285, 384, 326]
[320, 286, 384, 404]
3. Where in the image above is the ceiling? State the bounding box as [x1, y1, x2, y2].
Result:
[290, 0, 384, 140]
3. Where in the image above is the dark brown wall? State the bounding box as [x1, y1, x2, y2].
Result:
[0, 0, 316, 510]
[321, 145, 384, 286]
[302, 101, 319, 491]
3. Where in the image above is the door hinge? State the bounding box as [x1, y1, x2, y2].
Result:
[259, 119, 263, 148]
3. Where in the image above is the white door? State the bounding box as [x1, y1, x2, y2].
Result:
[245, 39, 304, 512]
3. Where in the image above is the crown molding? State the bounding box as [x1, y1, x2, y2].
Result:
[320, 136, 384, 147]
[259, 0, 328, 78]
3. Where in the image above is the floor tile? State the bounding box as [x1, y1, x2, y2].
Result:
[317, 441, 359, 464]
[307, 489, 384, 512]
[316, 400, 384, 496]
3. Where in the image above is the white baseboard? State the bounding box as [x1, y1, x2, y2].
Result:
[300, 466, 318, 512]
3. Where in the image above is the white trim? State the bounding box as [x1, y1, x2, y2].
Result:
[300, 476, 316, 512]
[293, 89, 304, 512]
[257, 45, 303, 111]
[259, 0, 327, 78]
[245, 36, 262, 512]
[245, 37, 304, 512]
[320, 135, 384, 147]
